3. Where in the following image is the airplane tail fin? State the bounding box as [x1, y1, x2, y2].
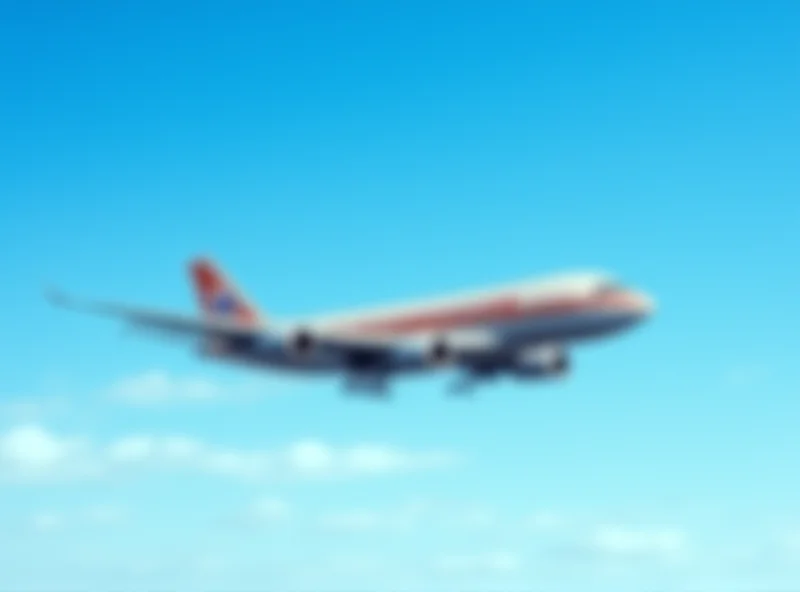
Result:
[188, 257, 263, 326]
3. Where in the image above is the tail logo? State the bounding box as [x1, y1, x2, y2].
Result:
[211, 292, 238, 314]
[189, 258, 261, 325]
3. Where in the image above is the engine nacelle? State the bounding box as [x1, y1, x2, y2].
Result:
[511, 345, 570, 378]
[426, 338, 454, 366]
[286, 328, 316, 357]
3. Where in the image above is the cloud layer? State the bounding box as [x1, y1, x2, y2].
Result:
[588, 524, 687, 559]
[320, 499, 429, 533]
[28, 504, 127, 533]
[109, 370, 222, 405]
[435, 551, 522, 574]
[0, 424, 458, 483]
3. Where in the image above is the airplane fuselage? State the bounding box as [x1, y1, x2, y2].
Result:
[201, 272, 654, 377]
[50, 259, 655, 392]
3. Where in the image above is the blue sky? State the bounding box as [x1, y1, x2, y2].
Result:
[2, 1, 800, 591]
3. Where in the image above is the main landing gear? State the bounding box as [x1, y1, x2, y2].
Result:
[447, 367, 498, 396]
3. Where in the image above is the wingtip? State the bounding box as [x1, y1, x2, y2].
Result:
[43, 285, 70, 307]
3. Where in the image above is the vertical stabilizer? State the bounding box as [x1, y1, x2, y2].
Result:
[188, 258, 263, 325]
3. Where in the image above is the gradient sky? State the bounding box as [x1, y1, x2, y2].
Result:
[2, 1, 800, 591]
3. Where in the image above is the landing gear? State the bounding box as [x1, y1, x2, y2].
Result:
[447, 367, 497, 396]
[343, 350, 392, 397]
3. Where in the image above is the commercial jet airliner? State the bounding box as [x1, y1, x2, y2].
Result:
[47, 258, 655, 394]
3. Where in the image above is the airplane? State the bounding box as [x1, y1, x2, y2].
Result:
[46, 257, 655, 395]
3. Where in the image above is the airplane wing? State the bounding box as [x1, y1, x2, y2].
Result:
[45, 288, 501, 369]
[44, 287, 411, 354]
[45, 287, 265, 340]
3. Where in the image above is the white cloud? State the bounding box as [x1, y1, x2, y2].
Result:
[108, 370, 222, 405]
[435, 551, 522, 574]
[0, 425, 96, 481]
[484, 551, 523, 573]
[345, 445, 413, 473]
[0, 424, 457, 483]
[345, 444, 454, 474]
[586, 524, 688, 562]
[320, 499, 429, 533]
[105, 434, 269, 480]
[286, 441, 456, 479]
[784, 531, 800, 553]
[286, 440, 335, 476]
[1, 425, 72, 467]
[106, 370, 287, 407]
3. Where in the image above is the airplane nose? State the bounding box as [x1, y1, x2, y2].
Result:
[632, 291, 656, 316]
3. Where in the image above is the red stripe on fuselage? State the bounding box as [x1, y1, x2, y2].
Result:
[333, 291, 637, 336]
[343, 296, 523, 335]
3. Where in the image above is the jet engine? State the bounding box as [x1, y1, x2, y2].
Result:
[426, 338, 454, 366]
[286, 328, 316, 357]
[510, 345, 569, 378]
